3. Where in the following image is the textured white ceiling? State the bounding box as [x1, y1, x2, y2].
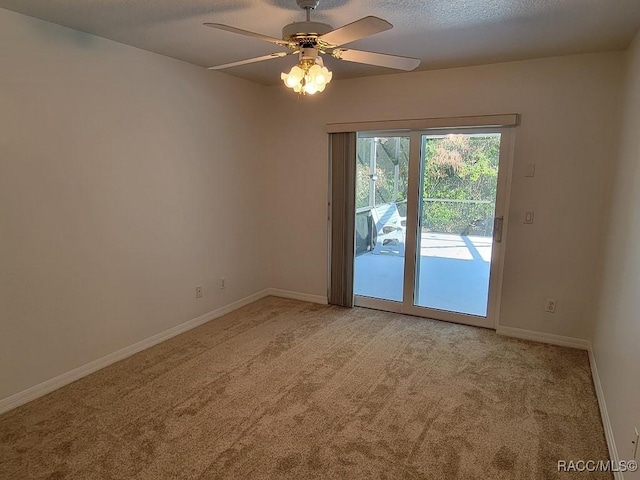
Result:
[1, 0, 639, 85]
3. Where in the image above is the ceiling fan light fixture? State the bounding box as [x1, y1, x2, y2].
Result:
[281, 57, 332, 95]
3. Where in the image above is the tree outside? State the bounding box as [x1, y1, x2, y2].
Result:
[356, 133, 499, 236]
[422, 134, 500, 235]
[356, 136, 409, 209]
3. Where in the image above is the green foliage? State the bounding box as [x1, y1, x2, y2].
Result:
[356, 134, 499, 236]
[422, 134, 500, 234]
[356, 137, 409, 209]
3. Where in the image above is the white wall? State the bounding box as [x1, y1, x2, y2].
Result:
[0, 9, 269, 400]
[266, 52, 624, 340]
[592, 31, 640, 477]
[0, 4, 633, 417]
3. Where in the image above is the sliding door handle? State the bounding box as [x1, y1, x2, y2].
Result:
[493, 215, 504, 243]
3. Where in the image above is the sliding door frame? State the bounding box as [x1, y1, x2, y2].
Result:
[353, 126, 515, 330]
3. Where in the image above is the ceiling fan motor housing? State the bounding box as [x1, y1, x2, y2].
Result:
[282, 21, 333, 43]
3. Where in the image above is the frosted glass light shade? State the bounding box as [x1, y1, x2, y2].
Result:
[281, 58, 332, 95]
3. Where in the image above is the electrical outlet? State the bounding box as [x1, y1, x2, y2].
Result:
[220, 277, 226, 289]
[195, 286, 202, 298]
[545, 299, 557, 313]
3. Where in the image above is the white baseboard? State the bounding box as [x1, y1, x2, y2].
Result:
[5, 291, 618, 478]
[588, 346, 623, 480]
[496, 325, 591, 350]
[267, 288, 328, 305]
[0, 289, 271, 415]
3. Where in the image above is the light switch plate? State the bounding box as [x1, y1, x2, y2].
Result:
[525, 163, 536, 177]
[524, 211, 534, 224]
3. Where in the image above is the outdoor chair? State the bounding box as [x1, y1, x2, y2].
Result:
[370, 203, 406, 255]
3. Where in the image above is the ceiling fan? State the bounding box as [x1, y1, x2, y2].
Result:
[204, 0, 420, 95]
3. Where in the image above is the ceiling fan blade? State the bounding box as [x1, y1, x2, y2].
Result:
[207, 52, 291, 70]
[320, 16, 392, 47]
[204, 23, 290, 47]
[334, 49, 420, 71]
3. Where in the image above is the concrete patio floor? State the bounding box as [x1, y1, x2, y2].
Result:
[354, 232, 492, 317]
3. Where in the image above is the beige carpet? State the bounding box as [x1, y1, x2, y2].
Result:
[0, 297, 610, 479]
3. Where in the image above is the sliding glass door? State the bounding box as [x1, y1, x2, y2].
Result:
[353, 128, 512, 328]
[353, 134, 409, 303]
